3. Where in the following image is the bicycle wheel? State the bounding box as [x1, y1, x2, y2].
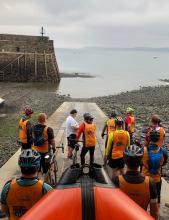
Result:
[48, 155, 58, 187]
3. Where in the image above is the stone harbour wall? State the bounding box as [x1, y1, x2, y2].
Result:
[0, 34, 60, 82]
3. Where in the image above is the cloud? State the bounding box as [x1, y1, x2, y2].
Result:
[1, 0, 169, 47]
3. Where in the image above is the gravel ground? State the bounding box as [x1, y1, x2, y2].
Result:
[0, 82, 70, 167]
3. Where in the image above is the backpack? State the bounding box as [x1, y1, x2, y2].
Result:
[147, 145, 163, 175]
[33, 125, 47, 146]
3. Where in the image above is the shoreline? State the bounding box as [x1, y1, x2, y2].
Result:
[60, 72, 95, 78]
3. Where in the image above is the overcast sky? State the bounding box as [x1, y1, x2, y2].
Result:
[1, 0, 169, 48]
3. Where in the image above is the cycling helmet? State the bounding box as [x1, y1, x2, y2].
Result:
[126, 107, 134, 114]
[149, 129, 160, 143]
[23, 106, 33, 116]
[115, 116, 124, 126]
[83, 112, 94, 121]
[123, 145, 143, 168]
[110, 110, 118, 118]
[18, 149, 41, 169]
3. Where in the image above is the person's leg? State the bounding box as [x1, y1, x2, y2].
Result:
[80, 147, 88, 165]
[156, 180, 162, 203]
[89, 147, 95, 165]
[112, 168, 119, 178]
[40, 153, 49, 174]
[68, 134, 76, 158]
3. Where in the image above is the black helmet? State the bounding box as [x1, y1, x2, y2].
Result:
[83, 112, 94, 121]
[123, 145, 143, 168]
[115, 116, 124, 126]
[18, 149, 41, 169]
[110, 110, 118, 118]
[149, 129, 160, 143]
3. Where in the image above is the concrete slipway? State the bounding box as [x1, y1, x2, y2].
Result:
[0, 102, 168, 219]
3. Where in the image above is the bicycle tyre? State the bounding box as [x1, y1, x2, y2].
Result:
[48, 155, 58, 187]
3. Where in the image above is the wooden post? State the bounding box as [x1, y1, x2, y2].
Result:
[34, 51, 37, 78]
[51, 53, 60, 81]
[24, 52, 26, 75]
[44, 50, 48, 81]
[10, 64, 12, 74]
[18, 58, 20, 74]
[51, 54, 57, 82]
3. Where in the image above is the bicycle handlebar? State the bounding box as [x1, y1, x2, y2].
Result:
[56, 143, 64, 153]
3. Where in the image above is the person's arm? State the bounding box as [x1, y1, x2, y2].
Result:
[26, 121, 33, 144]
[101, 120, 108, 138]
[70, 119, 79, 131]
[47, 127, 56, 152]
[162, 147, 168, 166]
[126, 131, 130, 147]
[76, 123, 85, 140]
[149, 178, 159, 220]
[0, 182, 11, 215]
[125, 117, 130, 131]
[104, 133, 113, 164]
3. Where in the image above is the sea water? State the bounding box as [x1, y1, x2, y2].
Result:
[56, 48, 169, 98]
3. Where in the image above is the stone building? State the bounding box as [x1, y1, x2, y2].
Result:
[0, 34, 60, 82]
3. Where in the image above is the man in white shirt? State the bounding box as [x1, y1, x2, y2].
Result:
[66, 109, 79, 158]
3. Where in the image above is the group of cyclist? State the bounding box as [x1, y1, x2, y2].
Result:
[1, 107, 56, 219]
[102, 108, 168, 220]
[0, 106, 168, 219]
[66, 107, 168, 219]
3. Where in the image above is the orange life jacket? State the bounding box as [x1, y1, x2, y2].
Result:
[156, 127, 165, 147]
[19, 119, 28, 143]
[142, 147, 164, 183]
[32, 126, 48, 153]
[107, 119, 116, 134]
[119, 175, 150, 210]
[145, 126, 165, 147]
[84, 122, 96, 147]
[112, 130, 129, 159]
[6, 178, 43, 220]
[127, 116, 135, 134]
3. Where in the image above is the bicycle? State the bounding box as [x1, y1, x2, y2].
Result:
[44, 144, 64, 187]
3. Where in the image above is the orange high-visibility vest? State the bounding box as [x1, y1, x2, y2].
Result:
[128, 116, 135, 134]
[112, 130, 129, 159]
[119, 175, 150, 210]
[84, 123, 96, 147]
[142, 147, 164, 183]
[33, 126, 48, 153]
[107, 119, 116, 134]
[19, 119, 28, 143]
[6, 179, 43, 220]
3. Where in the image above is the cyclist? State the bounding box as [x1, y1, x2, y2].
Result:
[101, 110, 118, 148]
[125, 107, 135, 142]
[76, 113, 96, 165]
[19, 106, 33, 149]
[66, 109, 79, 158]
[32, 113, 56, 176]
[142, 129, 168, 204]
[113, 145, 159, 220]
[0, 149, 52, 219]
[144, 114, 165, 147]
[104, 116, 130, 178]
